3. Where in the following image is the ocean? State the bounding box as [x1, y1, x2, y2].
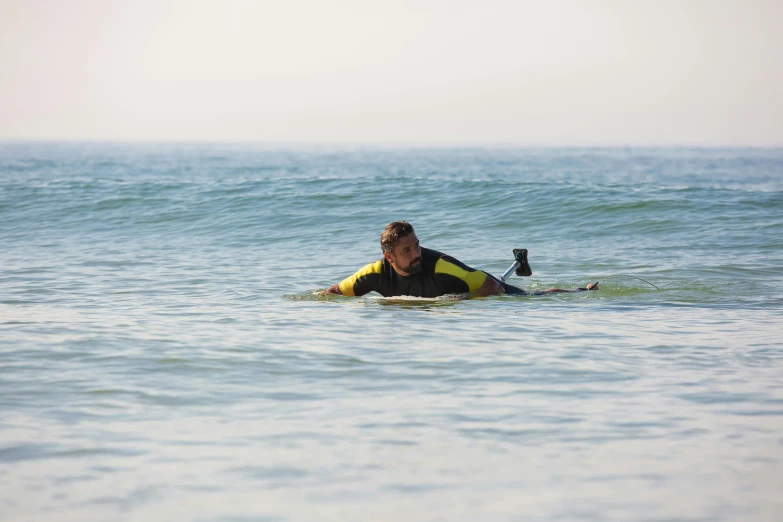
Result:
[1, 143, 782, 521]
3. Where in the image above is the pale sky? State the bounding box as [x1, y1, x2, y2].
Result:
[1, 0, 782, 145]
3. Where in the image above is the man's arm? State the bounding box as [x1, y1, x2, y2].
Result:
[470, 275, 505, 297]
[324, 260, 383, 296]
[444, 273, 505, 300]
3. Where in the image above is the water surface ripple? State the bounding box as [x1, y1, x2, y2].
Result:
[1, 144, 782, 521]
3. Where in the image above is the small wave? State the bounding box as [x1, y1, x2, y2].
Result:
[282, 290, 342, 301]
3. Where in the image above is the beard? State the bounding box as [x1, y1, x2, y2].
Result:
[400, 258, 423, 275]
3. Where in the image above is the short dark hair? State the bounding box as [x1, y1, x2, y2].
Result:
[380, 221, 414, 253]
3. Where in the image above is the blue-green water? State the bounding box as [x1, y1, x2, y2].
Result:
[1, 143, 782, 521]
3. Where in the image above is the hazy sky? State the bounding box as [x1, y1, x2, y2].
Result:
[1, 0, 782, 145]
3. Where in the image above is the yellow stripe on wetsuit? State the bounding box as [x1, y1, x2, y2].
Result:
[435, 258, 486, 292]
[338, 260, 383, 296]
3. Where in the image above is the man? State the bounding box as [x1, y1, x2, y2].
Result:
[325, 221, 598, 298]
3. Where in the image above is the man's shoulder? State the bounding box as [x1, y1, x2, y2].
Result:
[431, 251, 478, 273]
[419, 248, 479, 279]
[421, 247, 468, 266]
[421, 247, 446, 261]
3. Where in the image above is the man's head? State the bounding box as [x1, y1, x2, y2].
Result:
[381, 221, 422, 275]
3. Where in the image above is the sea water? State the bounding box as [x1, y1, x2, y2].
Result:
[1, 143, 782, 521]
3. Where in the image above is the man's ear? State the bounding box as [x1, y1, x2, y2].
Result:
[383, 251, 394, 264]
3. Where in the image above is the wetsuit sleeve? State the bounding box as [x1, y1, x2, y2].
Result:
[434, 256, 487, 294]
[337, 260, 383, 296]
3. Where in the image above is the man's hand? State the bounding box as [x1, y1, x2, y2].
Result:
[325, 284, 342, 295]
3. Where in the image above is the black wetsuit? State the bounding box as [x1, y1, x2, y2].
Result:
[337, 247, 523, 298]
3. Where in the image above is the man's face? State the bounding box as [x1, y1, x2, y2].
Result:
[387, 232, 422, 275]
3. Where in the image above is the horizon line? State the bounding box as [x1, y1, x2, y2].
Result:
[2, 138, 782, 149]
